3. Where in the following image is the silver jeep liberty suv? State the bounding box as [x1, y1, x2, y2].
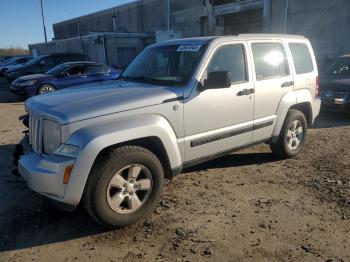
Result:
[18, 34, 321, 228]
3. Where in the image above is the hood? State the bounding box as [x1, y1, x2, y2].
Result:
[319, 74, 350, 92]
[25, 80, 183, 124]
[15, 74, 49, 82]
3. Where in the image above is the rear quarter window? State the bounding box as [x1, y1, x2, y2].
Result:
[289, 43, 314, 74]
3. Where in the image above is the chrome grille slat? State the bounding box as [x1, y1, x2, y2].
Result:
[29, 114, 42, 153]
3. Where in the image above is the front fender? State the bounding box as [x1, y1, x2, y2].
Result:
[62, 114, 182, 206]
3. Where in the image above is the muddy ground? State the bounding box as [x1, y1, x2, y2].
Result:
[0, 77, 349, 262]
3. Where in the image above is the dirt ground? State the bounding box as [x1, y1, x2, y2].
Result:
[0, 77, 349, 262]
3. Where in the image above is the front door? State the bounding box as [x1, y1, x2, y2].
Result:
[183, 42, 255, 163]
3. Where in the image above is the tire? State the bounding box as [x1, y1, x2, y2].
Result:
[84, 146, 164, 228]
[270, 109, 307, 158]
[38, 84, 55, 95]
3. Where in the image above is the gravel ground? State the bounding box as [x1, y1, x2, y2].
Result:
[0, 77, 349, 262]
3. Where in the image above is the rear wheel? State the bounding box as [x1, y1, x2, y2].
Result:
[38, 84, 55, 95]
[84, 146, 164, 228]
[270, 109, 307, 158]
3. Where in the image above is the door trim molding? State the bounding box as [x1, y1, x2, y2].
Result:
[189, 118, 275, 148]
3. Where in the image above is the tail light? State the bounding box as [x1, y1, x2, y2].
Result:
[315, 76, 319, 98]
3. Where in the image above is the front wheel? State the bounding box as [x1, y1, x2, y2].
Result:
[84, 146, 164, 228]
[38, 84, 55, 95]
[270, 109, 307, 158]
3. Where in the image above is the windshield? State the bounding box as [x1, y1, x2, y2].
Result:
[46, 63, 70, 76]
[324, 58, 350, 76]
[120, 44, 207, 86]
[25, 55, 45, 66]
[3, 57, 16, 65]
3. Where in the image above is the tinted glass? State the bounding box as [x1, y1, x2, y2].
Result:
[85, 65, 105, 74]
[252, 43, 289, 80]
[289, 43, 314, 74]
[45, 64, 70, 76]
[207, 45, 247, 83]
[121, 44, 207, 86]
[325, 58, 350, 76]
[41, 57, 54, 66]
[26, 56, 45, 66]
[66, 65, 85, 75]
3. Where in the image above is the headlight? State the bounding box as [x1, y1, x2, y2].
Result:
[55, 144, 80, 158]
[17, 80, 37, 86]
[43, 119, 61, 154]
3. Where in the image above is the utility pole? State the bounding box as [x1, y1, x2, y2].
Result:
[40, 0, 48, 43]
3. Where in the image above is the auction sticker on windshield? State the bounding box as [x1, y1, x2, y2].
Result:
[177, 45, 202, 52]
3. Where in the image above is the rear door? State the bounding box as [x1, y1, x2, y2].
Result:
[248, 40, 294, 142]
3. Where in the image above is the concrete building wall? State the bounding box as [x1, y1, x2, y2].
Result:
[269, 0, 350, 65]
[31, 0, 350, 69]
[52, 0, 207, 39]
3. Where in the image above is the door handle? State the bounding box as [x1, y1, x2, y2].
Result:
[281, 81, 294, 88]
[237, 88, 255, 96]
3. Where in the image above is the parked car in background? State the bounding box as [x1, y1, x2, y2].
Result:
[0, 56, 33, 76]
[0, 56, 13, 64]
[5, 53, 89, 82]
[11, 61, 121, 97]
[319, 54, 350, 113]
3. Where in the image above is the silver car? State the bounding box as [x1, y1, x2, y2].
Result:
[17, 34, 321, 228]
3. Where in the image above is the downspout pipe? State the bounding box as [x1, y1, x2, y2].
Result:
[284, 0, 289, 33]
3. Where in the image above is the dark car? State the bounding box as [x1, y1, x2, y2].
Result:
[5, 53, 89, 82]
[319, 55, 350, 113]
[0, 56, 33, 76]
[0, 56, 13, 64]
[10, 61, 121, 97]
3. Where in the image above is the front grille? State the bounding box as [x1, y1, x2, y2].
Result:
[29, 114, 42, 153]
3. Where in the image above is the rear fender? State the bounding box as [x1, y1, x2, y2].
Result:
[273, 89, 315, 137]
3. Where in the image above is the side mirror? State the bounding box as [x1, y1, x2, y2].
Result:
[204, 71, 232, 89]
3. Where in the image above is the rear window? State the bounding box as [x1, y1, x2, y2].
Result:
[252, 43, 290, 80]
[289, 43, 314, 74]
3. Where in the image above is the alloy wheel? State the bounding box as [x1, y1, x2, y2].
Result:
[39, 85, 55, 94]
[286, 120, 304, 151]
[106, 164, 153, 214]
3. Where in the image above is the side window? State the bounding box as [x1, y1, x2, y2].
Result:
[18, 58, 28, 63]
[40, 57, 54, 66]
[85, 65, 105, 74]
[327, 59, 350, 76]
[252, 43, 289, 80]
[207, 44, 247, 83]
[65, 66, 84, 76]
[289, 43, 314, 74]
[54, 56, 71, 64]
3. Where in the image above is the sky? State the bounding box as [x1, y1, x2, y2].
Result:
[0, 0, 134, 49]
